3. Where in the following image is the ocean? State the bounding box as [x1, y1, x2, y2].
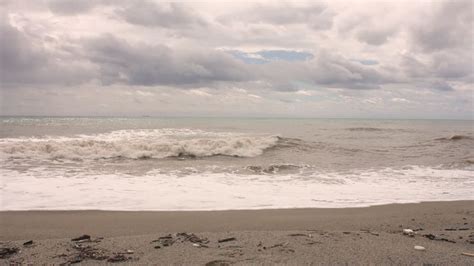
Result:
[0, 117, 473, 210]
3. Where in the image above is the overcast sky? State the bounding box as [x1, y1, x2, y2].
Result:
[0, 0, 472, 119]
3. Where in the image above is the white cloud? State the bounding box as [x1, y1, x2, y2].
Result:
[391, 97, 410, 103]
[187, 89, 212, 97]
[295, 90, 313, 96]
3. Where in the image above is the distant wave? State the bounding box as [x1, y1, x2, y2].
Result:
[273, 136, 304, 147]
[0, 129, 284, 160]
[435, 135, 473, 141]
[346, 127, 384, 132]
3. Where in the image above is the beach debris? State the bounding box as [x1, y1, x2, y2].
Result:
[223, 245, 242, 249]
[151, 234, 175, 247]
[90, 237, 104, 243]
[267, 241, 289, 249]
[22, 240, 33, 246]
[403, 229, 415, 237]
[288, 233, 312, 238]
[176, 232, 209, 244]
[361, 229, 379, 236]
[342, 231, 351, 235]
[69, 243, 108, 262]
[305, 240, 323, 245]
[414, 245, 425, 251]
[66, 243, 135, 264]
[71, 235, 91, 242]
[261, 242, 294, 253]
[68, 256, 84, 264]
[422, 234, 436, 240]
[422, 234, 456, 243]
[461, 252, 474, 257]
[444, 227, 469, 231]
[218, 237, 237, 243]
[284, 248, 296, 253]
[219, 248, 244, 258]
[0, 247, 19, 259]
[192, 243, 209, 248]
[157, 234, 173, 240]
[107, 254, 130, 263]
[152, 232, 209, 248]
[205, 259, 232, 266]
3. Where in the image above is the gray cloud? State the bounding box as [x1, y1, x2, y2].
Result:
[431, 51, 473, 80]
[257, 51, 393, 90]
[355, 28, 395, 46]
[337, 11, 398, 46]
[85, 34, 253, 86]
[0, 17, 46, 74]
[220, 3, 334, 31]
[48, 0, 100, 15]
[115, 1, 207, 28]
[411, 0, 473, 52]
[431, 80, 454, 91]
[0, 17, 94, 87]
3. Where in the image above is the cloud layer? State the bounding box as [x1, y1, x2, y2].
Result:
[1, 0, 472, 118]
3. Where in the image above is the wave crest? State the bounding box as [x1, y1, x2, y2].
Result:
[0, 129, 281, 160]
[435, 135, 473, 141]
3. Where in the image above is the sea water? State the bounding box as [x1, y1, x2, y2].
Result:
[0, 117, 473, 210]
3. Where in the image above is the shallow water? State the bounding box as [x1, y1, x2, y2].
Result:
[1, 117, 473, 210]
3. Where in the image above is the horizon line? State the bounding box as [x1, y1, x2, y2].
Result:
[0, 115, 473, 121]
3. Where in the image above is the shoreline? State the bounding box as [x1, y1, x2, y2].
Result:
[1, 201, 473, 240]
[2, 198, 473, 212]
[1, 201, 473, 264]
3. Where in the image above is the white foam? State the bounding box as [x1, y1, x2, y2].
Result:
[1, 166, 473, 210]
[0, 129, 280, 160]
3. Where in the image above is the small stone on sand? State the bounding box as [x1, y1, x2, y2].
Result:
[414, 245, 425, 251]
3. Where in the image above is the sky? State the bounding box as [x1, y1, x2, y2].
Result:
[0, 0, 473, 119]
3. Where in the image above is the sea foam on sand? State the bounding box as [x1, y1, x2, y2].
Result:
[1, 166, 473, 211]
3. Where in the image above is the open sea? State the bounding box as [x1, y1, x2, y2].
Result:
[0, 117, 473, 210]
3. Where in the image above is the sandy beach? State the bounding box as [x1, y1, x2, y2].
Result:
[2, 0, 473, 264]
[1, 201, 473, 264]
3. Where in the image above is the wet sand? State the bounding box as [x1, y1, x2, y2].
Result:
[1, 201, 473, 264]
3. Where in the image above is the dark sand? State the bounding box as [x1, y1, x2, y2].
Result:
[1, 201, 473, 264]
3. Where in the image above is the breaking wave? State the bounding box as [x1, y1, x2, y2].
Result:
[0, 129, 283, 160]
[435, 135, 473, 141]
